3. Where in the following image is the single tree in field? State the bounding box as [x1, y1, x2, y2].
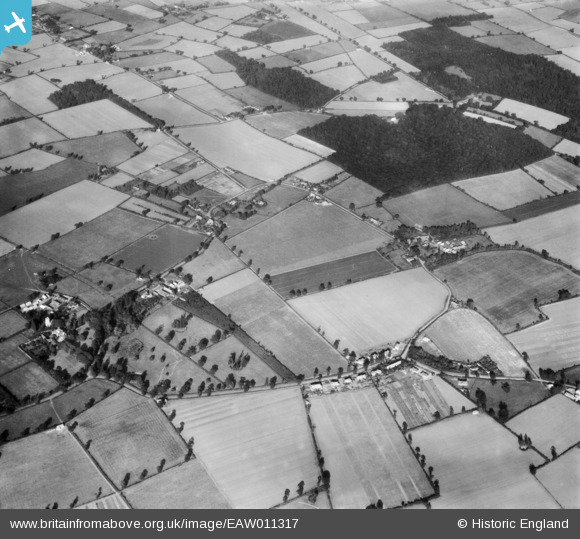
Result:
[297, 480, 305, 496]
[70, 496, 79, 508]
[122, 473, 131, 489]
[157, 458, 166, 474]
[140, 469, 148, 480]
[501, 381, 510, 393]
[551, 446, 558, 460]
[283, 488, 290, 503]
[349, 202, 355, 211]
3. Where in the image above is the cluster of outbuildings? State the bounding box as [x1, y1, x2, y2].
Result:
[140, 277, 189, 300]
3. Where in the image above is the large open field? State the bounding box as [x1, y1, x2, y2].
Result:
[0, 181, 129, 249]
[39, 209, 162, 271]
[325, 175, 384, 209]
[507, 395, 580, 457]
[226, 201, 390, 275]
[0, 75, 59, 115]
[309, 387, 434, 508]
[524, 156, 580, 193]
[294, 161, 344, 184]
[537, 447, 580, 509]
[168, 387, 319, 508]
[0, 311, 27, 340]
[0, 428, 113, 509]
[176, 84, 244, 116]
[343, 74, 443, 102]
[435, 251, 580, 333]
[289, 268, 449, 353]
[0, 118, 63, 159]
[0, 362, 59, 401]
[484, 205, 580, 269]
[136, 94, 217, 127]
[494, 98, 569, 131]
[124, 460, 230, 509]
[412, 413, 556, 508]
[502, 191, 580, 222]
[420, 309, 528, 377]
[245, 111, 330, 139]
[73, 389, 187, 489]
[0, 334, 31, 377]
[0, 149, 64, 173]
[508, 297, 580, 372]
[174, 120, 320, 182]
[476, 35, 556, 56]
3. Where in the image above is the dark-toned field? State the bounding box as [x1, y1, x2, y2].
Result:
[501, 191, 580, 222]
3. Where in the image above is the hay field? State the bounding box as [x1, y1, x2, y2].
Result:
[0, 238, 15, 258]
[527, 26, 580, 50]
[0, 181, 129, 248]
[245, 111, 330, 139]
[165, 39, 221, 59]
[475, 35, 555, 56]
[553, 138, 580, 157]
[412, 413, 556, 508]
[168, 387, 319, 508]
[283, 134, 334, 157]
[41, 100, 152, 138]
[136, 94, 217, 126]
[0, 311, 26, 340]
[174, 121, 320, 182]
[117, 139, 187, 176]
[0, 334, 30, 376]
[0, 149, 64, 173]
[325, 175, 385, 209]
[309, 65, 364, 92]
[503, 191, 580, 222]
[289, 268, 449, 353]
[0, 362, 59, 400]
[384, 185, 510, 228]
[176, 84, 243, 116]
[0, 118, 63, 159]
[524, 156, 580, 193]
[73, 389, 187, 489]
[0, 75, 59, 114]
[124, 461, 230, 509]
[309, 387, 434, 508]
[345, 76, 442, 102]
[102, 72, 162, 102]
[481, 7, 549, 33]
[38, 63, 124, 86]
[391, 0, 475, 21]
[484, 205, 580, 269]
[226, 201, 389, 274]
[421, 309, 529, 377]
[506, 395, 580, 456]
[537, 447, 580, 509]
[453, 169, 552, 210]
[0, 429, 113, 509]
[435, 251, 580, 333]
[508, 297, 580, 372]
[155, 21, 220, 43]
[494, 98, 569, 130]
[294, 161, 343, 184]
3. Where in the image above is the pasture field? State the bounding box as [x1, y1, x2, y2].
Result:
[484, 205, 580, 269]
[156, 21, 220, 43]
[475, 35, 555, 56]
[162, 74, 206, 90]
[524, 156, 580, 193]
[0, 334, 30, 376]
[102, 72, 162, 102]
[412, 413, 555, 508]
[201, 269, 346, 376]
[166, 39, 221, 59]
[480, 7, 549, 33]
[197, 16, 231, 31]
[508, 297, 580, 372]
[124, 460, 230, 509]
[227, 86, 298, 112]
[78, 494, 129, 510]
[527, 26, 580, 50]
[283, 134, 334, 157]
[0, 95, 29, 122]
[0, 181, 129, 249]
[85, 20, 127, 35]
[0, 118, 63, 159]
[523, 125, 562, 148]
[384, 184, 510, 228]
[0, 238, 14, 257]
[0, 400, 56, 443]
[309, 65, 365, 92]
[226, 201, 390, 274]
[553, 138, 580, 157]
[214, 35, 258, 52]
[378, 370, 475, 429]
[270, 251, 396, 299]
[111, 225, 205, 275]
[494, 98, 569, 130]
[245, 111, 330, 139]
[309, 387, 434, 509]
[325, 175, 384, 209]
[294, 161, 343, 184]
[259, 55, 298, 68]
[325, 100, 408, 117]
[118, 139, 188, 176]
[60, 9, 108, 27]
[73, 389, 187, 489]
[136, 94, 217, 127]
[0, 362, 59, 400]
[502, 190, 580, 222]
[175, 121, 320, 182]
[39, 208, 162, 271]
[118, 33, 177, 51]
[298, 52, 352, 73]
[206, 5, 256, 21]
[435, 251, 580, 333]
[0, 428, 113, 509]
[47, 132, 140, 168]
[285, 41, 351, 64]
[268, 35, 330, 55]
[391, 0, 475, 21]
[176, 84, 243, 116]
[420, 309, 529, 377]
[168, 387, 319, 508]
[120, 198, 188, 226]
[0, 75, 59, 114]
[41, 100, 152, 138]
[38, 63, 124, 87]
[197, 172, 243, 196]
[101, 172, 133, 189]
[506, 395, 580, 456]
[289, 268, 448, 353]
[452, 169, 552, 210]
[0, 310, 26, 340]
[202, 71, 245, 90]
[197, 54, 236, 73]
[117, 52, 186, 70]
[537, 447, 580, 509]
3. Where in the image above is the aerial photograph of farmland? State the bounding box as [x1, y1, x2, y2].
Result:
[0, 0, 579, 512]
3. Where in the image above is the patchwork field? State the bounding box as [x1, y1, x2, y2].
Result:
[524, 156, 580, 193]
[245, 111, 330, 139]
[283, 134, 334, 157]
[0, 75, 59, 115]
[508, 297, 580, 372]
[325, 175, 384, 209]
[168, 387, 319, 508]
[294, 161, 344, 184]
[343, 74, 443, 102]
[0, 149, 65, 173]
[0, 310, 27, 340]
[476, 35, 556, 56]
[0, 362, 59, 400]
[494, 98, 569, 130]
[290, 268, 449, 353]
[536, 447, 580, 509]
[502, 191, 580, 222]
[227, 86, 298, 112]
[309, 387, 434, 509]
[0, 118, 63, 159]
[412, 413, 556, 508]
[506, 395, 580, 456]
[73, 389, 187, 489]
[226, 201, 390, 275]
[435, 251, 580, 333]
[136, 94, 217, 127]
[102, 72, 162, 102]
[117, 139, 187, 176]
[0, 334, 30, 377]
[309, 65, 364, 92]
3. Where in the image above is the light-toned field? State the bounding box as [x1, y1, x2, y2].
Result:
[245, 111, 330, 139]
[391, 0, 475, 21]
[0, 95, 30, 122]
[298, 53, 352, 73]
[201, 269, 347, 376]
[326, 175, 387, 209]
[453, 169, 552, 210]
[168, 387, 319, 508]
[524, 156, 580, 193]
[42, 100, 152, 138]
[348, 49, 397, 77]
[384, 184, 510, 228]
[378, 50, 420, 74]
[102, 72, 162, 102]
[294, 161, 343, 184]
[0, 75, 59, 114]
[344, 73, 444, 102]
[120, 198, 188, 225]
[176, 84, 244, 116]
[537, 447, 580, 509]
[475, 34, 555, 56]
[413, 413, 556, 508]
[283, 134, 334, 157]
[278, 490, 331, 510]
[494, 98, 569, 130]
[39, 63, 124, 87]
[0, 238, 14, 257]
[546, 53, 580, 76]
[0, 428, 113, 509]
[268, 35, 330, 55]
[0, 149, 65, 173]
[227, 86, 298, 112]
[118, 32, 177, 51]
[197, 172, 243, 195]
[73, 389, 187, 489]
[325, 100, 409, 117]
[0, 334, 32, 377]
[481, 7, 549, 33]
[174, 120, 320, 182]
[124, 460, 230, 509]
[421, 309, 528, 377]
[508, 297, 580, 372]
[484, 204, 580, 269]
[309, 387, 434, 509]
[77, 494, 129, 510]
[161, 74, 207, 90]
[527, 26, 580, 50]
[435, 251, 580, 333]
[553, 137, 580, 158]
[165, 39, 221, 59]
[155, 21, 220, 43]
[507, 394, 580, 456]
[309, 65, 365, 92]
[118, 138, 187, 176]
[0, 311, 26, 340]
[136, 94, 217, 127]
[201, 72, 245, 90]
[290, 268, 448, 353]
[368, 22, 431, 38]
[0, 117, 63, 159]
[0, 180, 129, 248]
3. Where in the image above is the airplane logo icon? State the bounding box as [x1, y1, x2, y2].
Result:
[4, 12, 26, 34]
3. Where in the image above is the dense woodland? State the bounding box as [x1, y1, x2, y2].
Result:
[216, 50, 339, 108]
[384, 27, 580, 141]
[299, 104, 551, 197]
